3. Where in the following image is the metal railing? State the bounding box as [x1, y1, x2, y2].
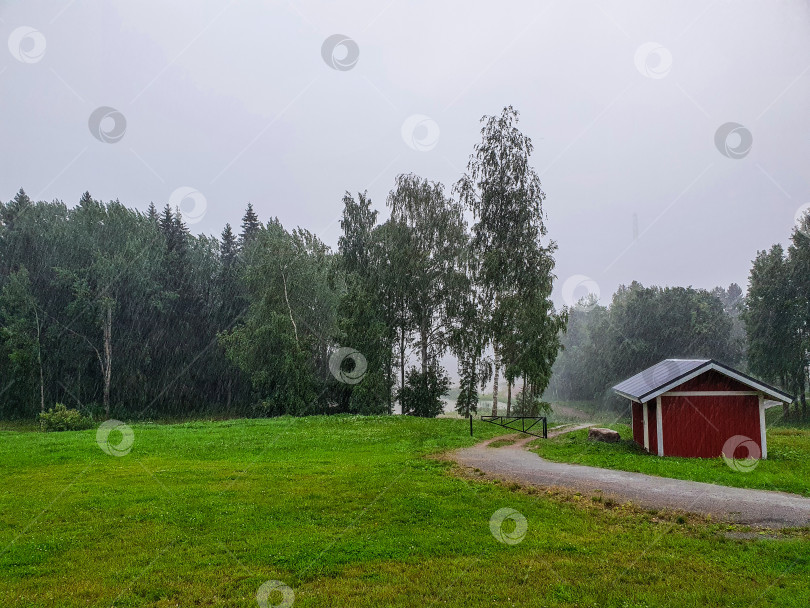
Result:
[471, 414, 547, 438]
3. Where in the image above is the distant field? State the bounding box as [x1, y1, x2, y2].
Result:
[1, 416, 809, 607]
[531, 424, 810, 497]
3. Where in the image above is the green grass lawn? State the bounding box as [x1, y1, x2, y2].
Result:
[1, 416, 809, 607]
[531, 424, 810, 497]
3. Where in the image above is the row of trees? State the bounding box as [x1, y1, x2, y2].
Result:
[546, 283, 745, 410]
[0, 107, 566, 420]
[745, 214, 810, 419]
[551, 216, 810, 422]
[0, 191, 257, 419]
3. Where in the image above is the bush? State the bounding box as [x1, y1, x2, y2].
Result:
[397, 366, 450, 418]
[39, 403, 94, 432]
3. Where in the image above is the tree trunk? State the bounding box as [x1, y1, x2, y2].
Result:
[387, 358, 393, 415]
[802, 390, 808, 419]
[492, 343, 500, 417]
[400, 330, 406, 415]
[34, 308, 44, 412]
[420, 321, 428, 377]
[506, 380, 512, 417]
[281, 271, 298, 344]
[103, 303, 112, 419]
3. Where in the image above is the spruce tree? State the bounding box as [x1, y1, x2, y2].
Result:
[220, 223, 238, 268]
[239, 203, 261, 246]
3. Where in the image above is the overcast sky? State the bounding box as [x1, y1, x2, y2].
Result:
[2, 0, 809, 310]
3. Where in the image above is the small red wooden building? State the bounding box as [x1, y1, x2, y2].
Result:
[613, 359, 793, 459]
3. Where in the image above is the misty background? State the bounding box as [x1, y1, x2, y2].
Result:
[3, 0, 809, 311]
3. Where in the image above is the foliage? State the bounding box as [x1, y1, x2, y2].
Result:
[38, 403, 93, 432]
[743, 212, 810, 419]
[511, 386, 552, 417]
[397, 366, 450, 418]
[336, 191, 394, 415]
[386, 173, 467, 384]
[454, 106, 565, 414]
[0, 266, 45, 416]
[0, 110, 564, 422]
[547, 282, 744, 411]
[219, 219, 340, 415]
[0, 189, 251, 419]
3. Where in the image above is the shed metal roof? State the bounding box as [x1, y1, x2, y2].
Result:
[612, 359, 794, 404]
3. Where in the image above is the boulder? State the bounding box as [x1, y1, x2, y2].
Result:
[588, 427, 620, 443]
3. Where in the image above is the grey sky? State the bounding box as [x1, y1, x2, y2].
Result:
[2, 0, 809, 310]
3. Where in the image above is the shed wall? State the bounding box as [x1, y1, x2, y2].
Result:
[661, 394, 760, 458]
[674, 369, 752, 392]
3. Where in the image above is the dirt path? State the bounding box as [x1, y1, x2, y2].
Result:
[453, 431, 810, 528]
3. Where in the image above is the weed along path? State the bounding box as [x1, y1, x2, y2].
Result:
[452, 429, 810, 528]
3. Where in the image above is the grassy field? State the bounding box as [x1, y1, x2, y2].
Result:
[1, 416, 809, 607]
[531, 423, 810, 497]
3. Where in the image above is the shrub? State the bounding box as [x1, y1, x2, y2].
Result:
[39, 403, 94, 432]
[397, 366, 450, 418]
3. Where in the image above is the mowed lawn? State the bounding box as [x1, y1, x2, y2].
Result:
[0, 417, 808, 607]
[532, 424, 810, 497]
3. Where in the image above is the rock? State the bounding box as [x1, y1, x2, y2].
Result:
[588, 427, 620, 443]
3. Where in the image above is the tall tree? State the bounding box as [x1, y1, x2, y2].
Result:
[239, 203, 261, 248]
[337, 192, 392, 414]
[220, 219, 341, 415]
[455, 106, 563, 415]
[0, 267, 45, 414]
[386, 174, 468, 415]
[374, 219, 417, 412]
[787, 215, 810, 417]
[744, 244, 800, 418]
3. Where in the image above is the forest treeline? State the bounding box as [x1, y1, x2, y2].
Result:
[0, 107, 566, 420]
[3, 103, 807, 422]
[548, 215, 810, 420]
[546, 283, 745, 408]
[744, 213, 810, 419]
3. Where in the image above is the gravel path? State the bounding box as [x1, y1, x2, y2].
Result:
[453, 430, 810, 528]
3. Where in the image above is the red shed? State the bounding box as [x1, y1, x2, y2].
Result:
[613, 359, 793, 459]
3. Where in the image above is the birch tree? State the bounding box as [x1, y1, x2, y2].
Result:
[455, 106, 561, 415]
